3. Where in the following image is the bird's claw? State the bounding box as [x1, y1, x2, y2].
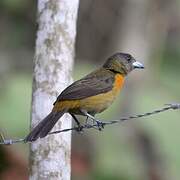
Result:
[75, 125, 84, 133]
[95, 120, 105, 131]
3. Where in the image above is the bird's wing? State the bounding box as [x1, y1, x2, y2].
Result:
[54, 69, 114, 103]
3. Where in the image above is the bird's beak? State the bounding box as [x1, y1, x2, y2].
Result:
[133, 61, 144, 69]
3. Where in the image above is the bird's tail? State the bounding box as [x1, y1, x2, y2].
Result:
[24, 110, 66, 142]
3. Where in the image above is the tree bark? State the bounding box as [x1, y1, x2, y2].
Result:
[29, 0, 79, 179]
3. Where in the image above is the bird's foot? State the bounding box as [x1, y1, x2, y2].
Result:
[94, 120, 105, 131]
[75, 124, 84, 133]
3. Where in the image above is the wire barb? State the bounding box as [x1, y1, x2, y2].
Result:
[0, 103, 180, 145]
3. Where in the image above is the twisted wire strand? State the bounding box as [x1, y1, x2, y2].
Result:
[0, 103, 179, 145]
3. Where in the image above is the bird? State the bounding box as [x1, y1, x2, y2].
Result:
[25, 52, 144, 142]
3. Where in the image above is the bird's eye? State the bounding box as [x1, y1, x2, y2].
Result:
[126, 55, 131, 62]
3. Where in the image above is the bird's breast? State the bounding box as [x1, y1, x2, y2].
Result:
[78, 73, 124, 114]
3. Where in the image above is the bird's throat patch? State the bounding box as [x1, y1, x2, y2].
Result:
[114, 74, 124, 90]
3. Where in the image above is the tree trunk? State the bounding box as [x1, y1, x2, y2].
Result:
[29, 0, 79, 179]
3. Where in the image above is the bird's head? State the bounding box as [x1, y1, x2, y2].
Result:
[103, 53, 144, 76]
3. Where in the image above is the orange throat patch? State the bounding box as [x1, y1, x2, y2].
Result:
[113, 73, 124, 94]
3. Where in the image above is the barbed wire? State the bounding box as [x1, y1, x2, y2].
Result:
[0, 103, 180, 145]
